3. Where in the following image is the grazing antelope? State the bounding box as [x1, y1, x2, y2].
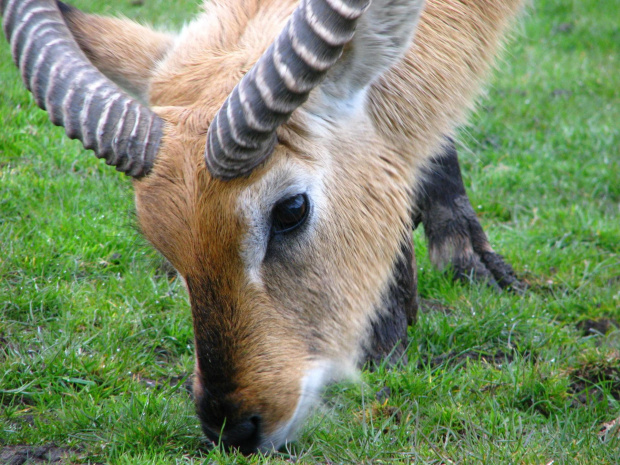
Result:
[2, 0, 523, 453]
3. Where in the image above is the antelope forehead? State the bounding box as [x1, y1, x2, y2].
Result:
[236, 162, 327, 282]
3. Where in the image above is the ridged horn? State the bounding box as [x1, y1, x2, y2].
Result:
[1, 0, 163, 177]
[205, 0, 371, 180]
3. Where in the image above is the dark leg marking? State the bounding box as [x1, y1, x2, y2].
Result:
[363, 236, 418, 367]
[413, 138, 522, 291]
[362, 137, 523, 367]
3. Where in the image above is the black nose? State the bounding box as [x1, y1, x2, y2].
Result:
[202, 414, 262, 454]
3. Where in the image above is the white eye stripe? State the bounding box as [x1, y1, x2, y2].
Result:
[237, 162, 327, 285]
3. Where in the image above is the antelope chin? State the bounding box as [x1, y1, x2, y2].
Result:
[258, 360, 356, 453]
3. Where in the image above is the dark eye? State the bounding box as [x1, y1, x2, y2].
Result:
[271, 194, 309, 235]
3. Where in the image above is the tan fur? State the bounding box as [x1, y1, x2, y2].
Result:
[370, 0, 521, 181]
[64, 0, 524, 448]
[61, 6, 173, 101]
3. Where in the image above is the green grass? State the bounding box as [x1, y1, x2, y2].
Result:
[1, 0, 619, 463]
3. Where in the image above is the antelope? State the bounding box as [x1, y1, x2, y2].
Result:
[2, 0, 524, 454]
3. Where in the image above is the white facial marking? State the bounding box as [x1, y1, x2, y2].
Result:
[237, 161, 327, 285]
[259, 359, 357, 452]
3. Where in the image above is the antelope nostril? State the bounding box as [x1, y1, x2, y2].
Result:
[249, 414, 260, 428]
[202, 414, 263, 454]
[225, 414, 261, 447]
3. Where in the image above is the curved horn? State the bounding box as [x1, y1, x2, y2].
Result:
[1, 0, 163, 177]
[205, 0, 370, 180]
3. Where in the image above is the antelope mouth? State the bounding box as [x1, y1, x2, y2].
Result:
[196, 360, 342, 455]
[257, 360, 348, 453]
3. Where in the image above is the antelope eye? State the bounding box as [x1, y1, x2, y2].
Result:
[271, 194, 309, 235]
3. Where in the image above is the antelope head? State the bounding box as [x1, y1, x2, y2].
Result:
[2, 0, 521, 454]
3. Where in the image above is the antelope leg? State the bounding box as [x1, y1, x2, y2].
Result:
[413, 138, 523, 292]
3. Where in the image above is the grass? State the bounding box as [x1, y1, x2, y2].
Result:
[1, 0, 618, 463]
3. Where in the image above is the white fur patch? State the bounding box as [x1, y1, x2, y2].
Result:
[237, 161, 327, 285]
[259, 359, 357, 452]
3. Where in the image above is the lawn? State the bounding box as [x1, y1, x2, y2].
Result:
[1, 0, 618, 463]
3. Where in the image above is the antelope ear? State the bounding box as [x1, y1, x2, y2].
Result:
[313, 0, 426, 114]
[58, 1, 173, 101]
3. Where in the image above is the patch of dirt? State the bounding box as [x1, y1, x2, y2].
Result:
[551, 89, 573, 98]
[355, 400, 403, 435]
[375, 386, 392, 404]
[0, 333, 11, 361]
[0, 381, 36, 407]
[418, 349, 516, 370]
[132, 372, 193, 395]
[553, 22, 574, 34]
[515, 270, 586, 297]
[599, 416, 620, 441]
[607, 275, 620, 287]
[419, 298, 453, 315]
[576, 318, 619, 336]
[0, 445, 83, 465]
[154, 258, 179, 281]
[569, 357, 620, 406]
[7, 412, 37, 428]
[153, 345, 172, 362]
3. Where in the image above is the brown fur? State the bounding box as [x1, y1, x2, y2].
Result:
[61, 0, 524, 450]
[60, 4, 173, 101]
[370, 0, 521, 179]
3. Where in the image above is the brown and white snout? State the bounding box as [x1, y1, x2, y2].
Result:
[192, 350, 334, 453]
[184, 272, 333, 454]
[193, 375, 264, 454]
